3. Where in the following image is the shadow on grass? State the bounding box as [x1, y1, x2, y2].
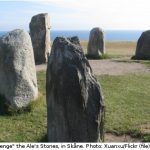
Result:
[85, 53, 110, 60]
[39, 134, 48, 142]
[0, 94, 32, 116]
[131, 55, 150, 60]
[0, 95, 9, 116]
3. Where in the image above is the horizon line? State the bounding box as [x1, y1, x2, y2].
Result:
[0, 29, 146, 32]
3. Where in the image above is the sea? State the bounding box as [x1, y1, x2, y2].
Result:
[0, 30, 143, 41]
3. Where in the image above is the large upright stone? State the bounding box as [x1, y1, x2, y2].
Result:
[46, 36, 105, 142]
[0, 29, 38, 109]
[87, 27, 105, 58]
[29, 13, 51, 64]
[134, 30, 150, 60]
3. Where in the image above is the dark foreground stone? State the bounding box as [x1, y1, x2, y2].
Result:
[46, 36, 105, 142]
[133, 30, 150, 60]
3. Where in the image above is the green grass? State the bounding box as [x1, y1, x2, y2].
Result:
[0, 71, 149, 142]
[98, 74, 150, 141]
[0, 72, 47, 142]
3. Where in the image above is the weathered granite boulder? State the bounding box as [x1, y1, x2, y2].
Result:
[46, 36, 105, 142]
[133, 30, 150, 60]
[0, 29, 38, 109]
[29, 13, 51, 64]
[87, 27, 105, 58]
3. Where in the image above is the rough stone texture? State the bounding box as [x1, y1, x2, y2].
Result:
[30, 13, 51, 64]
[46, 36, 105, 142]
[134, 30, 150, 60]
[0, 29, 38, 109]
[87, 27, 105, 57]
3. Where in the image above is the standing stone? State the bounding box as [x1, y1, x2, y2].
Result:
[87, 27, 105, 58]
[29, 13, 51, 64]
[133, 30, 150, 60]
[0, 29, 38, 109]
[46, 36, 105, 142]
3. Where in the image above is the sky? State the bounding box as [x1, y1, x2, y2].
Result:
[0, 0, 150, 31]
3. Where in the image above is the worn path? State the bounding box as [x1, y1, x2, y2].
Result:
[36, 59, 148, 142]
[36, 59, 150, 75]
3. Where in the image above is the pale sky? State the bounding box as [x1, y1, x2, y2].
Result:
[0, 0, 150, 31]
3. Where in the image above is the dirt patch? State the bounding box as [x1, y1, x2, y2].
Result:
[140, 123, 150, 134]
[89, 59, 150, 75]
[105, 133, 142, 142]
[36, 59, 150, 75]
[36, 64, 47, 72]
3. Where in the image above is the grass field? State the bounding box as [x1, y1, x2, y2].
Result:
[81, 41, 136, 57]
[0, 71, 149, 142]
[0, 41, 149, 142]
[98, 74, 150, 141]
[0, 72, 47, 142]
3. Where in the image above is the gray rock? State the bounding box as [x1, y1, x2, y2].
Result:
[0, 29, 38, 109]
[134, 30, 150, 60]
[29, 13, 51, 64]
[46, 36, 105, 142]
[87, 27, 105, 57]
